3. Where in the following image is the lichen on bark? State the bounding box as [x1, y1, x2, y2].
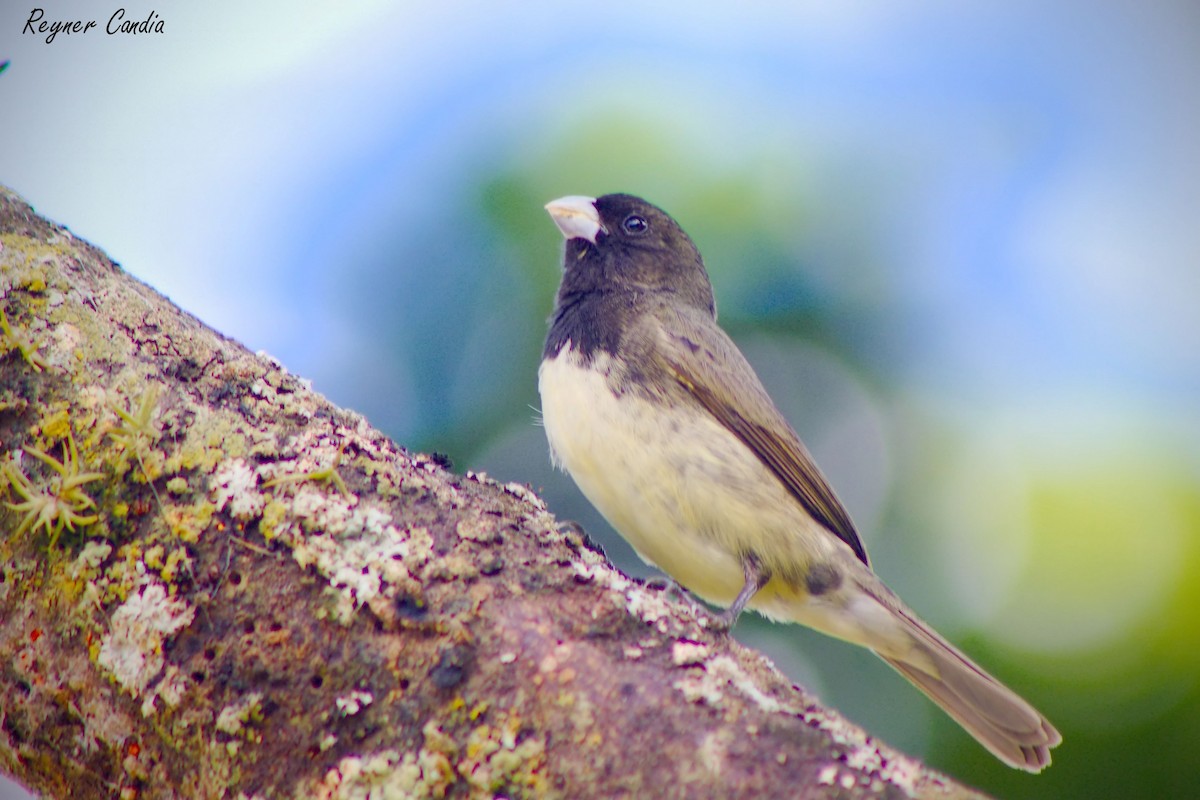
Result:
[0, 186, 987, 800]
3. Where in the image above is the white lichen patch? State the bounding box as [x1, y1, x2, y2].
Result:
[879, 756, 921, 796]
[289, 485, 356, 534]
[210, 458, 266, 520]
[455, 514, 497, 543]
[291, 507, 428, 612]
[569, 551, 709, 635]
[317, 751, 404, 800]
[671, 639, 710, 667]
[49, 321, 81, 365]
[673, 656, 795, 716]
[336, 690, 374, 717]
[670, 653, 924, 794]
[713, 656, 791, 714]
[140, 665, 188, 717]
[673, 668, 727, 706]
[799, 699, 926, 797]
[625, 587, 679, 633]
[253, 349, 287, 372]
[97, 581, 196, 696]
[70, 540, 112, 579]
[344, 505, 394, 538]
[313, 722, 460, 800]
[696, 728, 734, 777]
[70, 542, 111, 609]
[569, 561, 603, 587]
[572, 539, 608, 567]
[458, 716, 546, 795]
[503, 481, 546, 511]
[216, 691, 264, 738]
[842, 741, 921, 797]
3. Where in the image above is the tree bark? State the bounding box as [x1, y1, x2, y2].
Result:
[0, 186, 987, 800]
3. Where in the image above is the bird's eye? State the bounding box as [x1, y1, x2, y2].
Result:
[622, 214, 648, 234]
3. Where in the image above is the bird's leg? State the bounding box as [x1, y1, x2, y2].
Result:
[710, 554, 770, 632]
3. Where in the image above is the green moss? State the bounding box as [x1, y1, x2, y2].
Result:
[160, 546, 192, 583]
[165, 500, 215, 543]
[0, 233, 78, 278]
[207, 425, 249, 460]
[459, 710, 549, 797]
[164, 440, 226, 475]
[36, 404, 71, 441]
[258, 499, 289, 541]
[0, 307, 49, 372]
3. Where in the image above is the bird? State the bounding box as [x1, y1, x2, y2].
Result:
[536, 193, 1061, 772]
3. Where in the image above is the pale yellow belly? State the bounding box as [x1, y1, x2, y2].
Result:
[538, 349, 837, 610]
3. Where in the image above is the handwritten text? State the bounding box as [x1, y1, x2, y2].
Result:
[23, 8, 165, 44]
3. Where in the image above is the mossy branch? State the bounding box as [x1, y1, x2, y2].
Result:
[0, 186, 987, 800]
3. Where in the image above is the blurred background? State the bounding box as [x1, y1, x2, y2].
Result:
[3, 1, 1199, 797]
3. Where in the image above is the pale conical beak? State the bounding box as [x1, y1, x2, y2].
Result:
[545, 195, 604, 244]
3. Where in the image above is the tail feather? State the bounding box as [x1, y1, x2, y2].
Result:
[764, 560, 1061, 770]
[882, 606, 1062, 772]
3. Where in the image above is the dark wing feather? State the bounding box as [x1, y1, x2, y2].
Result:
[653, 314, 870, 566]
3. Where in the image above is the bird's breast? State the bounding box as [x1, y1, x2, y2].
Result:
[537, 345, 831, 607]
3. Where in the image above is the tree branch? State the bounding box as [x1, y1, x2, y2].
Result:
[0, 186, 987, 799]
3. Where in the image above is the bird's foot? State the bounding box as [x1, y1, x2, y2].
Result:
[705, 607, 740, 634]
[640, 577, 739, 633]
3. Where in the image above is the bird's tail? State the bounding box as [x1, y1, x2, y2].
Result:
[878, 603, 1062, 772]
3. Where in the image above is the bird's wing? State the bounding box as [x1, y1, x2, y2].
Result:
[652, 312, 870, 566]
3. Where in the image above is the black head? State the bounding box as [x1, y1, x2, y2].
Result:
[546, 194, 715, 317]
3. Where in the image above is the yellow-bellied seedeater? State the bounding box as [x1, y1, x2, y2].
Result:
[537, 193, 1060, 772]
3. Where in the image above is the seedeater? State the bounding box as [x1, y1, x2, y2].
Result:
[537, 193, 1061, 772]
